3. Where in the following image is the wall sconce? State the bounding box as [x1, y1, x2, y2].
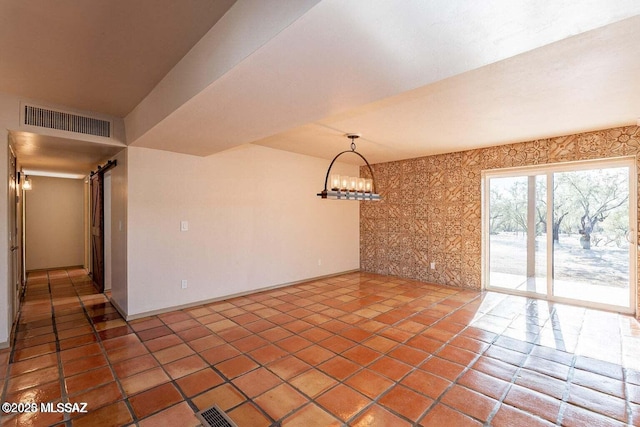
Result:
[22, 175, 32, 191]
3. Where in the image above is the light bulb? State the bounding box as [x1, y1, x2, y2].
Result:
[349, 176, 357, 191]
[330, 173, 341, 191]
[340, 175, 349, 191]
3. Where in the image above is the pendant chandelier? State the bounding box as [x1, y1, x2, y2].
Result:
[317, 134, 380, 201]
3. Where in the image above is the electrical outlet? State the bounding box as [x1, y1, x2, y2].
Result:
[181, 279, 188, 289]
[430, 262, 435, 270]
[318, 259, 322, 266]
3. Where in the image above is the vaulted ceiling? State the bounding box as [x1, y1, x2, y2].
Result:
[3, 1, 640, 174]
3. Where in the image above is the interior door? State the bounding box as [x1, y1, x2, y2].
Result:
[90, 172, 104, 292]
[8, 147, 19, 322]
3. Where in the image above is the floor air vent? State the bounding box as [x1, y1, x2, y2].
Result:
[195, 405, 238, 427]
[24, 105, 111, 138]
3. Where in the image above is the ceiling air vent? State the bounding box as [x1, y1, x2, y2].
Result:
[24, 105, 111, 138]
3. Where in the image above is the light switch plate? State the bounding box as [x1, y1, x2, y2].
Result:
[180, 221, 189, 231]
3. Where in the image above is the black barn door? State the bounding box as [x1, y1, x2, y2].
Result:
[90, 172, 104, 292]
[89, 159, 117, 293]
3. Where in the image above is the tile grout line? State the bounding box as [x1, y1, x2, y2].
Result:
[623, 368, 633, 426]
[483, 302, 558, 426]
[84, 278, 640, 424]
[147, 301, 295, 423]
[323, 284, 480, 425]
[51, 271, 73, 426]
[188, 276, 453, 425]
[266, 279, 419, 425]
[0, 278, 27, 425]
[332, 290, 488, 426]
[337, 284, 495, 425]
[412, 296, 505, 426]
[69, 272, 140, 426]
[205, 281, 369, 425]
[145, 315, 278, 426]
[9, 269, 638, 426]
[620, 313, 634, 427]
[555, 308, 586, 426]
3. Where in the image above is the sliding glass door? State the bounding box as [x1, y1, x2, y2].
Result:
[487, 174, 547, 295]
[484, 158, 636, 313]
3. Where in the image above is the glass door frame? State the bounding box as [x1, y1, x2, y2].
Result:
[481, 156, 637, 314]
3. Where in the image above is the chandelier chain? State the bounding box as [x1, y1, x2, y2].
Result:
[348, 133, 358, 151]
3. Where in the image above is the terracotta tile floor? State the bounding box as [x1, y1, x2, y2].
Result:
[2, 268, 640, 426]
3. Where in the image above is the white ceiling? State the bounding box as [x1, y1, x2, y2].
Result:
[255, 15, 640, 164]
[10, 131, 124, 176]
[1, 0, 236, 175]
[4, 1, 640, 173]
[0, 0, 236, 117]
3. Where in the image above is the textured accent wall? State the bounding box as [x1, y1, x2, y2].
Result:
[360, 125, 640, 299]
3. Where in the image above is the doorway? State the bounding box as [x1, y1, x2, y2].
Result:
[483, 157, 637, 313]
[89, 160, 117, 293]
[90, 171, 104, 292]
[8, 146, 20, 326]
[103, 172, 112, 291]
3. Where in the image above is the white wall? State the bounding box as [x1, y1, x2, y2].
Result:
[126, 144, 359, 316]
[25, 176, 84, 270]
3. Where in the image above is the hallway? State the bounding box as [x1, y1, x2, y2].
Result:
[1, 268, 640, 426]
